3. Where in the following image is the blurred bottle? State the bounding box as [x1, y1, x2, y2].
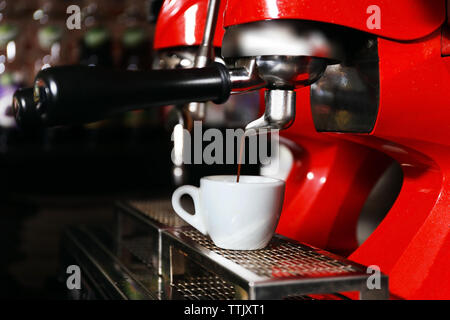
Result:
[27, 1, 72, 149]
[28, 0, 72, 79]
[120, 0, 163, 140]
[0, 2, 34, 147]
[147, 0, 164, 24]
[120, 1, 151, 137]
[79, 0, 116, 145]
[0, 1, 32, 150]
[33, 25, 64, 73]
[120, 26, 151, 136]
[0, 0, 34, 22]
[79, 0, 113, 67]
[32, 0, 66, 23]
[118, 0, 164, 69]
[79, 25, 113, 67]
[58, 0, 83, 65]
[120, 27, 151, 71]
[0, 23, 26, 131]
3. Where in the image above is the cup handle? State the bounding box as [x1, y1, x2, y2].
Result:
[171, 185, 207, 235]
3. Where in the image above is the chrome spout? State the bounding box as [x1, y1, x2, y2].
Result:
[245, 90, 296, 131]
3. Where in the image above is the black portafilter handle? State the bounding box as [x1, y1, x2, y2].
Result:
[13, 87, 42, 129]
[15, 62, 231, 127]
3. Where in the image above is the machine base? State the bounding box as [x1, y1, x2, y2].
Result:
[60, 200, 389, 300]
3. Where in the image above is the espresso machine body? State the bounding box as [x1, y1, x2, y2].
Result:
[15, 0, 449, 300]
[101, 0, 392, 300]
[152, 0, 397, 258]
[222, 0, 450, 299]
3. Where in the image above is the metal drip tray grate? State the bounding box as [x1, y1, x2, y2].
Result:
[127, 200, 187, 228]
[115, 200, 188, 290]
[162, 228, 389, 299]
[171, 276, 236, 300]
[180, 230, 357, 278]
[114, 201, 389, 299]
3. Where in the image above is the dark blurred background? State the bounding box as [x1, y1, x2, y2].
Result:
[0, 0, 261, 299]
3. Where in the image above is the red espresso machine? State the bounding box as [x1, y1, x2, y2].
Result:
[13, 0, 449, 300]
[153, 0, 450, 299]
[154, 1, 396, 258]
[220, 0, 450, 299]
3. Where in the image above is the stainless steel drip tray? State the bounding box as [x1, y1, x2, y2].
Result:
[115, 200, 188, 274]
[161, 228, 389, 300]
[62, 200, 388, 300]
[123, 199, 187, 228]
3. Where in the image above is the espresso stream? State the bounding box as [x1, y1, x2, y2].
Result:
[237, 130, 273, 182]
[236, 134, 245, 183]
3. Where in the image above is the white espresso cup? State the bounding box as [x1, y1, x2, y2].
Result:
[171, 175, 285, 250]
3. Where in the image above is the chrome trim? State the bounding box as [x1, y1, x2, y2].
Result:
[222, 19, 344, 131]
[161, 228, 390, 300]
[310, 36, 380, 133]
[194, 0, 221, 68]
[246, 90, 296, 131]
[222, 20, 344, 61]
[62, 202, 389, 300]
[229, 58, 265, 93]
[189, 0, 222, 121]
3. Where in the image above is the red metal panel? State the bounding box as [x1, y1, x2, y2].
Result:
[277, 88, 391, 257]
[155, 0, 450, 299]
[281, 28, 450, 299]
[224, 0, 446, 41]
[345, 31, 450, 299]
[260, 3, 450, 299]
[154, 0, 226, 49]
